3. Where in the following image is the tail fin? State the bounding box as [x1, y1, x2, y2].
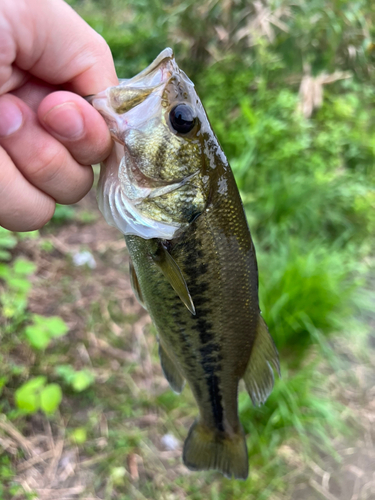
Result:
[182, 420, 248, 480]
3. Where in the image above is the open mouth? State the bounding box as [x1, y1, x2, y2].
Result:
[88, 48, 176, 117]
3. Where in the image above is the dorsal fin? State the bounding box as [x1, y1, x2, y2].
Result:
[243, 315, 280, 406]
[151, 244, 196, 315]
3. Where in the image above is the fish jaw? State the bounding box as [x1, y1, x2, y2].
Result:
[89, 47, 179, 142]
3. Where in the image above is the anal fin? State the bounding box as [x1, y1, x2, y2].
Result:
[151, 244, 195, 315]
[243, 315, 280, 406]
[158, 341, 185, 394]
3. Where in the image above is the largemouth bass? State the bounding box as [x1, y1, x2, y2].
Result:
[89, 48, 279, 480]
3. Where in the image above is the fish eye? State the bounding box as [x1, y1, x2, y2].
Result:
[169, 104, 196, 134]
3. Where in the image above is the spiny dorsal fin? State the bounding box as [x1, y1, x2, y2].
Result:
[151, 245, 196, 315]
[158, 340, 185, 394]
[243, 315, 280, 406]
[129, 258, 147, 310]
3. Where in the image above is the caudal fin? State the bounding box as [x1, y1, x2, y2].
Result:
[182, 420, 248, 480]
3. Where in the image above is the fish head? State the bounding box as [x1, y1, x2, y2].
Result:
[90, 48, 223, 240]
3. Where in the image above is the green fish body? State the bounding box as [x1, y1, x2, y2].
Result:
[90, 48, 279, 480]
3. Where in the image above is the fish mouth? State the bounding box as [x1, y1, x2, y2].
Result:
[87, 48, 177, 131]
[127, 47, 175, 85]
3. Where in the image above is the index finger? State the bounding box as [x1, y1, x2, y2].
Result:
[1, 0, 118, 95]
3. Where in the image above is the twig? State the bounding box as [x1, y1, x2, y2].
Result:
[89, 333, 134, 361]
[309, 478, 339, 500]
[0, 415, 33, 458]
[49, 235, 72, 255]
[37, 486, 85, 498]
[17, 450, 55, 472]
[79, 453, 110, 468]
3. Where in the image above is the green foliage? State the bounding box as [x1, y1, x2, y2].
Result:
[51, 203, 75, 224]
[70, 427, 87, 444]
[55, 365, 95, 392]
[0, 454, 21, 498]
[0, 229, 69, 418]
[15, 377, 62, 415]
[258, 243, 355, 357]
[0, 226, 17, 261]
[0, 257, 36, 324]
[24, 314, 69, 350]
[242, 363, 350, 456]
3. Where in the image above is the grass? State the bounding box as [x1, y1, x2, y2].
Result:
[258, 242, 357, 359]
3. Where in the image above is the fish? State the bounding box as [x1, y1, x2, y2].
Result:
[88, 48, 280, 480]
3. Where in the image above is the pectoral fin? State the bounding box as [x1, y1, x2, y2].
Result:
[151, 245, 196, 315]
[158, 341, 185, 394]
[243, 315, 280, 406]
[129, 258, 146, 310]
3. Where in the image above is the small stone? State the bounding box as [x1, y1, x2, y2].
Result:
[72, 251, 96, 269]
[161, 433, 180, 451]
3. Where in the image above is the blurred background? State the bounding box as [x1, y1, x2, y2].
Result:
[1, 0, 375, 498]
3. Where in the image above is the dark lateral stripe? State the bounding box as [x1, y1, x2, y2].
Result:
[206, 372, 225, 432]
[199, 343, 223, 365]
[199, 341, 225, 432]
[192, 316, 214, 344]
[178, 232, 225, 430]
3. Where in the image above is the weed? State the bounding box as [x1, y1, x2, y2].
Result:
[24, 314, 68, 350]
[15, 376, 62, 415]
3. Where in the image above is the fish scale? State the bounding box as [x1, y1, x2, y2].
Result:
[90, 47, 280, 479]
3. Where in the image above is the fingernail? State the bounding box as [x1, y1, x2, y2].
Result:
[43, 102, 85, 140]
[0, 98, 23, 137]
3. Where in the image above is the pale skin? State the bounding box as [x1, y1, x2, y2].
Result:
[0, 0, 118, 231]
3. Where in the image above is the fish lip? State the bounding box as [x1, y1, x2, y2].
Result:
[126, 47, 174, 85]
[83, 94, 95, 104]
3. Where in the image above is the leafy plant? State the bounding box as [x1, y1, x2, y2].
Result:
[55, 365, 95, 392]
[0, 227, 17, 261]
[50, 203, 75, 224]
[258, 242, 357, 358]
[23, 314, 69, 350]
[0, 258, 36, 326]
[70, 427, 87, 444]
[15, 376, 62, 415]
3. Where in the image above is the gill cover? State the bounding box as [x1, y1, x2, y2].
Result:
[97, 141, 183, 239]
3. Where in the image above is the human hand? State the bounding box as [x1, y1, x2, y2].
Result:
[0, 0, 118, 231]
